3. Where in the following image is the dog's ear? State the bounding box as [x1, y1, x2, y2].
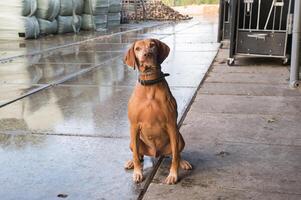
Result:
[124, 42, 137, 69]
[152, 39, 170, 64]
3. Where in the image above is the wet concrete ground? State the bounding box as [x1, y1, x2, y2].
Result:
[144, 46, 301, 199]
[0, 19, 219, 200]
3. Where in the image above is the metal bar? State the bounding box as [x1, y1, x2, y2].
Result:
[234, 53, 287, 58]
[243, 2, 246, 29]
[249, 2, 253, 30]
[139, 0, 146, 20]
[237, 28, 286, 32]
[224, 1, 227, 21]
[290, 0, 301, 88]
[272, 4, 276, 30]
[265, 0, 276, 30]
[257, 0, 261, 30]
[134, 0, 137, 21]
[279, 1, 283, 30]
[227, 1, 231, 22]
[283, 0, 293, 58]
[229, 0, 238, 59]
[217, 0, 224, 42]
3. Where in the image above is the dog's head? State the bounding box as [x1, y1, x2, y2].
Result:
[124, 39, 170, 71]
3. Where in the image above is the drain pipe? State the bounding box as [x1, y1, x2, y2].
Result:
[290, 0, 301, 88]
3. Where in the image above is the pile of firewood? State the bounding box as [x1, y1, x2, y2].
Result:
[123, 1, 192, 21]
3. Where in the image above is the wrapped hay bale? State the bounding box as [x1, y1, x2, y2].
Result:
[38, 18, 57, 35]
[36, 0, 60, 21]
[60, 0, 84, 16]
[57, 15, 82, 34]
[0, 0, 37, 17]
[74, 0, 85, 14]
[107, 12, 120, 26]
[84, 0, 109, 15]
[82, 14, 107, 30]
[0, 15, 40, 39]
[94, 14, 107, 30]
[82, 14, 95, 30]
[108, 0, 121, 13]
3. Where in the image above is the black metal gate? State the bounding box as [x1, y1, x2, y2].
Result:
[228, 0, 294, 65]
[218, 0, 232, 41]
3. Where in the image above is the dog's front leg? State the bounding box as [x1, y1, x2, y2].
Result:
[131, 125, 143, 183]
[165, 123, 180, 184]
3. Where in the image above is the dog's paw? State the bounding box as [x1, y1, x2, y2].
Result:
[124, 160, 134, 170]
[133, 170, 143, 183]
[180, 159, 192, 170]
[165, 173, 178, 184]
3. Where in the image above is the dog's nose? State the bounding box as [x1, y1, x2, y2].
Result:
[143, 52, 151, 57]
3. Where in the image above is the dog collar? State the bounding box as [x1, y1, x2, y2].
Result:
[138, 72, 170, 86]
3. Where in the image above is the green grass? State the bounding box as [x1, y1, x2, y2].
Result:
[162, 0, 219, 6]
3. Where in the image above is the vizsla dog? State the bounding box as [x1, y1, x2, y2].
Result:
[124, 39, 192, 184]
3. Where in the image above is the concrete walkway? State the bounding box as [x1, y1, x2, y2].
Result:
[3, 14, 299, 200]
[0, 19, 219, 200]
[143, 46, 301, 199]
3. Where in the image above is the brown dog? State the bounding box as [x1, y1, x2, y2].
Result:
[123, 39, 192, 184]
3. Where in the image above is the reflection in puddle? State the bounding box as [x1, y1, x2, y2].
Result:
[0, 134, 46, 149]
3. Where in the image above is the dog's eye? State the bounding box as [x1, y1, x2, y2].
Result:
[135, 47, 141, 51]
[150, 43, 155, 48]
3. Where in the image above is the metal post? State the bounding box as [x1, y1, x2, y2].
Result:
[134, 0, 137, 22]
[290, 0, 301, 88]
[217, 0, 224, 42]
[228, 0, 238, 64]
[140, 0, 146, 20]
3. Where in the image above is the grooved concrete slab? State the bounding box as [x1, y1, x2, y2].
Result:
[0, 134, 154, 200]
[193, 95, 301, 115]
[180, 113, 301, 146]
[62, 59, 210, 88]
[0, 85, 41, 105]
[143, 47, 301, 200]
[0, 19, 219, 200]
[205, 72, 289, 84]
[144, 142, 301, 200]
[0, 85, 195, 137]
[199, 82, 301, 96]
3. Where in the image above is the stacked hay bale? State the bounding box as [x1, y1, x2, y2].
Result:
[82, 0, 109, 31]
[57, 0, 84, 34]
[107, 0, 122, 26]
[0, 0, 131, 40]
[0, 0, 40, 39]
[36, 0, 60, 35]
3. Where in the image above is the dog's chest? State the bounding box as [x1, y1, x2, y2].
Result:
[128, 85, 177, 123]
[138, 98, 167, 123]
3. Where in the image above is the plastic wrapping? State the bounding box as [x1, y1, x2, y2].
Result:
[0, 0, 37, 17]
[0, 15, 40, 39]
[94, 14, 107, 30]
[38, 18, 58, 35]
[107, 12, 120, 26]
[82, 14, 95, 30]
[82, 14, 107, 30]
[60, 0, 84, 16]
[36, 0, 60, 21]
[57, 15, 82, 34]
[84, 0, 109, 15]
[108, 0, 121, 13]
